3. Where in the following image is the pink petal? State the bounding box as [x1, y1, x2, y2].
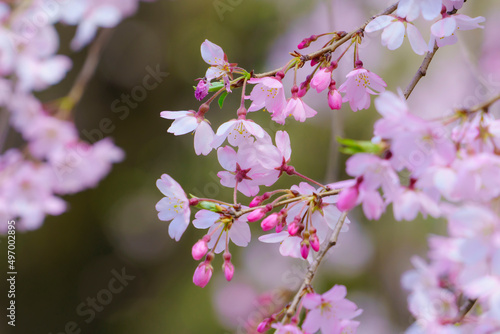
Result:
[201, 39, 225, 65]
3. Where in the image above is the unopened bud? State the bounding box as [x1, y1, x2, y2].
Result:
[192, 239, 209, 260]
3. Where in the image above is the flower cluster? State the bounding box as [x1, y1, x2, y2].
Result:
[0, 1, 152, 232]
[155, 1, 489, 333]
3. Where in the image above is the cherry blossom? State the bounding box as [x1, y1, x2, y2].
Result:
[160, 110, 215, 155]
[365, 15, 427, 55]
[201, 39, 234, 92]
[247, 77, 287, 115]
[302, 285, 362, 334]
[396, 0, 443, 21]
[155, 173, 191, 241]
[279, 86, 317, 123]
[338, 65, 386, 112]
[430, 14, 485, 48]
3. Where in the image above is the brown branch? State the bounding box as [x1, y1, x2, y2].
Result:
[253, 2, 399, 79]
[59, 28, 114, 116]
[403, 42, 439, 100]
[282, 211, 348, 323]
[467, 93, 500, 113]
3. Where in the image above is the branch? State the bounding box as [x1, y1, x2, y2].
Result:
[253, 2, 399, 79]
[466, 92, 500, 113]
[232, 188, 342, 218]
[59, 28, 114, 116]
[403, 42, 439, 99]
[282, 211, 348, 323]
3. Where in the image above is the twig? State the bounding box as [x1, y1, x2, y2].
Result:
[60, 28, 114, 115]
[233, 188, 342, 218]
[466, 93, 500, 113]
[253, 2, 399, 79]
[404, 42, 439, 99]
[282, 211, 349, 323]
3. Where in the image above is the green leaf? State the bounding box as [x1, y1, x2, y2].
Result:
[208, 82, 224, 92]
[198, 201, 219, 212]
[218, 91, 229, 109]
[336, 136, 385, 155]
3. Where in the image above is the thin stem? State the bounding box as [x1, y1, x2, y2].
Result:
[60, 28, 114, 117]
[240, 78, 248, 108]
[404, 42, 439, 100]
[233, 189, 342, 218]
[253, 2, 399, 79]
[292, 169, 326, 189]
[282, 211, 349, 323]
[233, 182, 238, 205]
[466, 92, 500, 113]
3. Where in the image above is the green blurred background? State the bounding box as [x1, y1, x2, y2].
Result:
[0, 0, 497, 333]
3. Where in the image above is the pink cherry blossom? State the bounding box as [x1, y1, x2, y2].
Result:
[365, 15, 427, 55]
[392, 187, 441, 221]
[201, 39, 234, 92]
[338, 66, 386, 112]
[1, 159, 66, 232]
[23, 115, 78, 159]
[160, 110, 215, 155]
[216, 145, 274, 197]
[270, 323, 303, 334]
[430, 14, 485, 48]
[281, 87, 317, 123]
[310, 67, 332, 93]
[302, 285, 362, 334]
[50, 138, 124, 195]
[247, 77, 287, 115]
[155, 173, 191, 241]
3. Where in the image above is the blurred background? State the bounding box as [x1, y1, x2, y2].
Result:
[1, 0, 499, 333]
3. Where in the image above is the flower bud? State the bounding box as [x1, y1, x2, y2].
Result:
[336, 186, 359, 212]
[193, 262, 213, 288]
[192, 239, 209, 260]
[300, 241, 310, 259]
[223, 260, 234, 281]
[257, 318, 273, 333]
[261, 213, 278, 231]
[310, 233, 320, 252]
[328, 88, 342, 110]
[247, 207, 268, 222]
[195, 79, 209, 101]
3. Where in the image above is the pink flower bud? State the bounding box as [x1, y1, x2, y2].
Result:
[261, 213, 278, 231]
[195, 79, 209, 101]
[310, 233, 320, 252]
[300, 241, 310, 259]
[257, 318, 273, 333]
[297, 37, 311, 49]
[288, 216, 302, 236]
[223, 260, 234, 281]
[249, 196, 262, 208]
[192, 239, 208, 260]
[247, 208, 267, 222]
[193, 262, 213, 288]
[328, 88, 342, 110]
[337, 186, 359, 212]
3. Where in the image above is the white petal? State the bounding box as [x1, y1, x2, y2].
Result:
[406, 23, 428, 55]
[365, 15, 394, 33]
